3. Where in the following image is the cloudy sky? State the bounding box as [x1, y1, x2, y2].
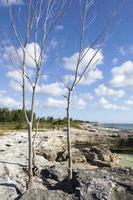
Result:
[0, 0, 133, 123]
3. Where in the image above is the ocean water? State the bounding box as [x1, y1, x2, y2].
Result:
[101, 123, 133, 130]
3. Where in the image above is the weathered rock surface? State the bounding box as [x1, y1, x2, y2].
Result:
[74, 168, 133, 200]
[41, 163, 68, 182]
[36, 134, 66, 161]
[57, 148, 86, 163]
[0, 185, 17, 200]
[20, 188, 75, 200]
[73, 125, 133, 151]
[0, 125, 132, 200]
[81, 147, 120, 167]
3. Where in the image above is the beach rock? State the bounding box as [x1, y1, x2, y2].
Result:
[0, 186, 17, 200]
[36, 136, 66, 162]
[81, 147, 114, 166]
[41, 163, 68, 182]
[118, 136, 133, 150]
[74, 168, 133, 200]
[57, 148, 86, 163]
[35, 155, 49, 168]
[37, 145, 65, 161]
[20, 188, 75, 200]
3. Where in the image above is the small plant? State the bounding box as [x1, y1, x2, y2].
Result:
[15, 122, 25, 130]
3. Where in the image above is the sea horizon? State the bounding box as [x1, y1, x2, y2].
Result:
[100, 123, 133, 130]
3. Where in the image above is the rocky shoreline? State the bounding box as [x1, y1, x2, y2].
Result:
[0, 124, 132, 199]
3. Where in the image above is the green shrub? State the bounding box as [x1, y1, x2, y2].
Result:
[15, 123, 26, 130]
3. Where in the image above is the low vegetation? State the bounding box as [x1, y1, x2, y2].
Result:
[0, 108, 84, 131]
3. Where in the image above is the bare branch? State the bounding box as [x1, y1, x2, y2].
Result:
[8, 75, 23, 88]
[33, 117, 40, 146]
[36, 136, 45, 149]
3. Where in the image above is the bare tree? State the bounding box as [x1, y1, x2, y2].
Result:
[32, 117, 46, 169]
[63, 0, 118, 179]
[1, 0, 69, 190]
[32, 117, 40, 168]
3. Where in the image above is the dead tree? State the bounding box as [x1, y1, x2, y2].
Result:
[1, 0, 69, 190]
[32, 117, 46, 169]
[63, 0, 119, 179]
[32, 117, 40, 168]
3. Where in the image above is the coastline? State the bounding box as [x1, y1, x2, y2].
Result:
[99, 123, 133, 130]
[0, 124, 132, 199]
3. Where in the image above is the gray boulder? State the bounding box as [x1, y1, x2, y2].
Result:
[20, 188, 74, 200]
[75, 168, 133, 200]
[37, 146, 65, 161]
[0, 186, 17, 200]
[41, 163, 68, 182]
[82, 147, 116, 167]
[57, 148, 86, 163]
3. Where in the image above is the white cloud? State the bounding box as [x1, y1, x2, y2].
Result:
[80, 68, 103, 85]
[55, 25, 64, 30]
[63, 48, 103, 85]
[7, 70, 22, 83]
[0, 90, 7, 96]
[112, 58, 118, 65]
[7, 70, 23, 92]
[7, 73, 65, 97]
[63, 48, 103, 72]
[80, 92, 93, 100]
[64, 68, 103, 86]
[36, 82, 66, 96]
[6, 70, 33, 92]
[44, 97, 65, 108]
[125, 100, 133, 106]
[6, 68, 65, 97]
[44, 94, 90, 110]
[18, 42, 43, 68]
[0, 91, 20, 108]
[95, 84, 125, 98]
[41, 74, 48, 81]
[0, 97, 19, 107]
[73, 96, 87, 110]
[3, 42, 44, 69]
[0, 0, 23, 6]
[111, 61, 133, 88]
[98, 97, 129, 111]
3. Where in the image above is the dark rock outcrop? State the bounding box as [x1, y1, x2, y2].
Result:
[74, 127, 133, 151]
[74, 168, 133, 200]
[81, 146, 119, 167]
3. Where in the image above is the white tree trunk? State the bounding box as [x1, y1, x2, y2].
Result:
[27, 122, 33, 189]
[66, 91, 72, 179]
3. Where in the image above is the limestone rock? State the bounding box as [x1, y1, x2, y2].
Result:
[37, 146, 65, 161]
[20, 188, 75, 200]
[74, 168, 133, 200]
[0, 186, 17, 200]
[82, 147, 118, 167]
[57, 148, 86, 163]
[41, 163, 68, 182]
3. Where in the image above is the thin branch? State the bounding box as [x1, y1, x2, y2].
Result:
[33, 117, 40, 146]
[36, 137, 45, 149]
[8, 75, 23, 88]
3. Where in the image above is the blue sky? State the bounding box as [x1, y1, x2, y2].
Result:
[0, 0, 133, 123]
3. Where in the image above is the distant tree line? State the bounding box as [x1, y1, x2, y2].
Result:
[0, 108, 86, 126]
[39, 116, 85, 126]
[0, 108, 35, 123]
